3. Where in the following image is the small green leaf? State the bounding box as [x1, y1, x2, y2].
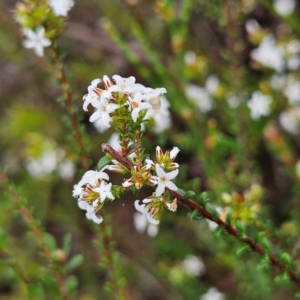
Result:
[43, 233, 57, 251]
[295, 291, 300, 298]
[184, 190, 195, 200]
[97, 156, 112, 170]
[214, 226, 228, 237]
[236, 244, 250, 256]
[206, 203, 219, 220]
[189, 209, 204, 220]
[235, 220, 246, 238]
[63, 233, 72, 255]
[65, 255, 84, 272]
[260, 237, 271, 252]
[225, 209, 233, 225]
[66, 276, 78, 293]
[274, 271, 289, 284]
[278, 252, 292, 267]
[197, 192, 208, 207]
[177, 189, 185, 197]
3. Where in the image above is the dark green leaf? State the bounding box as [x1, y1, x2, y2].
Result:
[65, 255, 84, 272]
[97, 156, 112, 170]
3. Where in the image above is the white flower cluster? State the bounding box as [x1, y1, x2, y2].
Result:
[72, 169, 114, 224]
[129, 146, 180, 225]
[83, 75, 169, 133]
[250, 34, 300, 74]
[20, 1, 74, 57]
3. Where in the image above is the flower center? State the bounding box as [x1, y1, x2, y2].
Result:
[132, 101, 139, 108]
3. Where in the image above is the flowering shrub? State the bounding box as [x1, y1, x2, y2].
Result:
[1, 0, 300, 299]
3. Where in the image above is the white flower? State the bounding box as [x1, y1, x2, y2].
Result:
[287, 56, 300, 71]
[274, 0, 295, 16]
[279, 108, 300, 134]
[58, 159, 75, 180]
[77, 170, 109, 187]
[134, 200, 159, 225]
[83, 79, 102, 111]
[250, 35, 285, 72]
[184, 51, 197, 65]
[182, 255, 206, 277]
[89, 98, 119, 127]
[200, 287, 225, 300]
[93, 181, 114, 202]
[144, 96, 172, 133]
[296, 160, 300, 178]
[270, 75, 287, 91]
[133, 212, 159, 237]
[205, 75, 219, 95]
[245, 19, 261, 35]
[78, 201, 103, 224]
[152, 164, 178, 196]
[284, 80, 300, 105]
[186, 84, 213, 113]
[48, 0, 74, 16]
[170, 147, 180, 160]
[23, 27, 51, 57]
[128, 92, 152, 122]
[145, 88, 167, 110]
[247, 91, 272, 119]
[109, 75, 141, 94]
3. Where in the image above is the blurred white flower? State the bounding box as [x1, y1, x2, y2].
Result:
[181, 255, 206, 276]
[245, 19, 260, 35]
[287, 56, 300, 71]
[58, 159, 75, 181]
[184, 51, 197, 65]
[227, 94, 241, 108]
[295, 160, 300, 177]
[247, 91, 272, 119]
[145, 96, 172, 133]
[48, 0, 74, 16]
[273, 0, 296, 16]
[250, 35, 285, 73]
[23, 27, 51, 57]
[133, 212, 159, 237]
[270, 75, 287, 91]
[279, 108, 300, 134]
[200, 287, 225, 300]
[284, 80, 300, 105]
[205, 76, 219, 95]
[186, 85, 212, 113]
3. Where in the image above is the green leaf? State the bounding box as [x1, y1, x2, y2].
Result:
[260, 237, 271, 252]
[65, 276, 78, 293]
[63, 233, 72, 255]
[65, 254, 84, 272]
[206, 203, 219, 220]
[278, 252, 292, 267]
[236, 244, 250, 256]
[43, 233, 57, 251]
[97, 156, 112, 170]
[184, 190, 195, 200]
[189, 209, 204, 220]
[197, 192, 208, 207]
[274, 271, 289, 284]
[235, 220, 246, 238]
[295, 291, 300, 298]
[214, 226, 228, 237]
[225, 209, 233, 226]
[177, 188, 185, 197]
